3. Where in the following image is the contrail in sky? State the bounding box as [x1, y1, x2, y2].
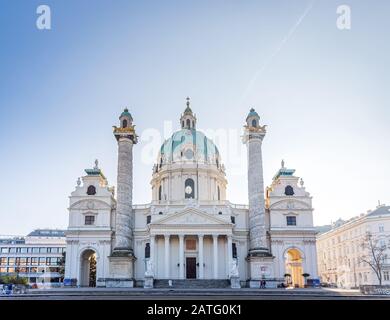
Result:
[239, 0, 317, 107]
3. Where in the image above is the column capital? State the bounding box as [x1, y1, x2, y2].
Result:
[164, 234, 171, 239]
[198, 234, 204, 239]
[212, 234, 219, 239]
[178, 234, 185, 239]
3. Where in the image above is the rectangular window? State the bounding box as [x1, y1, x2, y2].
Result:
[146, 215, 151, 224]
[145, 243, 150, 259]
[0, 267, 7, 273]
[379, 225, 384, 232]
[30, 267, 37, 273]
[0, 258, 7, 265]
[15, 258, 21, 266]
[32, 247, 39, 254]
[8, 258, 15, 265]
[231, 216, 236, 224]
[18, 267, 27, 273]
[384, 271, 390, 281]
[20, 257, 27, 265]
[232, 243, 237, 258]
[7, 267, 15, 273]
[9, 247, 16, 254]
[85, 215, 95, 225]
[286, 216, 296, 226]
[39, 247, 47, 254]
[39, 258, 46, 265]
[0, 248, 8, 253]
[186, 239, 196, 250]
[20, 247, 28, 254]
[31, 258, 38, 266]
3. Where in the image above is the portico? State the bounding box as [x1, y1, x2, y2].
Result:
[146, 208, 234, 280]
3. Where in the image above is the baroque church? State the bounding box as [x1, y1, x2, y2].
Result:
[64, 99, 318, 288]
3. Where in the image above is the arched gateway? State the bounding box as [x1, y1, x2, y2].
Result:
[80, 249, 97, 287]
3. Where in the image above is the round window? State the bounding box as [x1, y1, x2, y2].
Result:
[184, 149, 194, 159]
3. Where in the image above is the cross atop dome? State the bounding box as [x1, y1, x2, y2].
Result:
[181, 96, 197, 129]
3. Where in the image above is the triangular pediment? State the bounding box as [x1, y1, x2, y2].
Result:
[269, 199, 311, 210]
[153, 208, 230, 225]
[69, 199, 112, 210]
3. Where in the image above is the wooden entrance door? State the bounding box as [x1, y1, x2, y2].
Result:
[186, 257, 196, 279]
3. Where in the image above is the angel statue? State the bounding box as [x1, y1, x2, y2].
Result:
[230, 259, 239, 277]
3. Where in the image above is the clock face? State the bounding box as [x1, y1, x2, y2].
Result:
[185, 186, 193, 194]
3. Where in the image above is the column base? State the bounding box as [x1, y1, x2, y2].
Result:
[107, 254, 136, 287]
[104, 278, 134, 288]
[248, 247, 273, 257]
[111, 247, 134, 257]
[247, 254, 275, 284]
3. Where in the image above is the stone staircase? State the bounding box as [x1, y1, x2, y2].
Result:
[153, 279, 230, 289]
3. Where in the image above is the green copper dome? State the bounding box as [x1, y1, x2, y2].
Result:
[246, 108, 259, 120]
[159, 129, 220, 164]
[120, 108, 133, 120]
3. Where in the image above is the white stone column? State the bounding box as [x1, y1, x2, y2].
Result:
[150, 235, 156, 273]
[243, 115, 268, 255]
[164, 234, 170, 278]
[227, 235, 233, 277]
[198, 234, 204, 279]
[113, 136, 135, 253]
[213, 234, 218, 279]
[179, 234, 184, 279]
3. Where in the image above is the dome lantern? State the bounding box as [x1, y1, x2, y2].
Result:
[180, 97, 197, 129]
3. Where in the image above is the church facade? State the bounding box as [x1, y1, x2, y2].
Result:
[64, 100, 318, 288]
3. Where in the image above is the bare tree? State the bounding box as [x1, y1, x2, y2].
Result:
[359, 232, 388, 286]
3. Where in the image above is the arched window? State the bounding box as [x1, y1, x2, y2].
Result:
[145, 243, 150, 258]
[158, 185, 162, 201]
[217, 186, 220, 200]
[186, 119, 191, 128]
[192, 121, 195, 128]
[87, 185, 96, 195]
[285, 185, 294, 196]
[122, 119, 128, 128]
[184, 178, 195, 199]
[251, 119, 257, 127]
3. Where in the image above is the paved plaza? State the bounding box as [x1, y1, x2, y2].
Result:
[1, 287, 389, 300]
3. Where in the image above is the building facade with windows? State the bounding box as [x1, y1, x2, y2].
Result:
[316, 205, 390, 288]
[0, 229, 66, 287]
[64, 100, 318, 288]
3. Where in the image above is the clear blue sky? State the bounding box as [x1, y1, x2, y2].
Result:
[0, 0, 389, 235]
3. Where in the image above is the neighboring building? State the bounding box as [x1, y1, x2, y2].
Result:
[316, 205, 390, 288]
[65, 100, 318, 288]
[0, 229, 66, 287]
